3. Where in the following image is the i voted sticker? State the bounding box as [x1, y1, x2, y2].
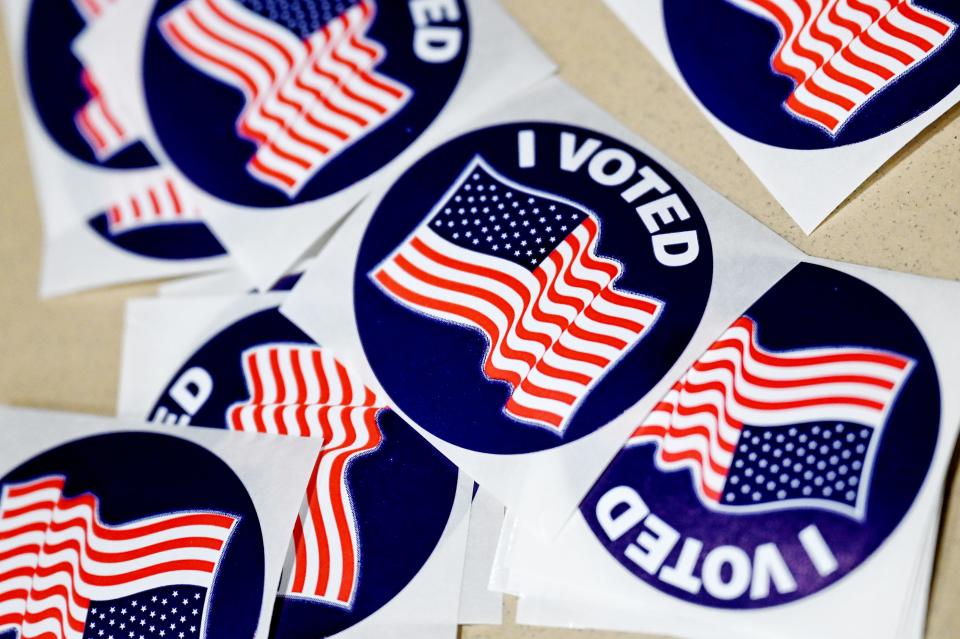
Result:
[582, 262, 939, 608]
[143, 0, 470, 207]
[85, 172, 226, 260]
[664, 0, 959, 148]
[355, 121, 713, 455]
[0, 431, 264, 638]
[26, 0, 155, 167]
[147, 306, 459, 637]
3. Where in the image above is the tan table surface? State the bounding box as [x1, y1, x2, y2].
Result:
[1, 2, 959, 638]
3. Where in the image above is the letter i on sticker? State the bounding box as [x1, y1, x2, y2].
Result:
[518, 129, 536, 168]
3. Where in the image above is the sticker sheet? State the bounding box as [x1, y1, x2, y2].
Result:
[117, 290, 482, 638]
[74, 0, 556, 290]
[280, 77, 806, 536]
[0, 404, 322, 639]
[494, 257, 960, 639]
[604, 0, 960, 233]
[1, 0, 231, 297]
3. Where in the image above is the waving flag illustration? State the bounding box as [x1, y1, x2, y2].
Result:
[0, 475, 236, 639]
[727, 0, 956, 134]
[159, 0, 412, 197]
[104, 174, 203, 235]
[629, 316, 914, 520]
[370, 157, 664, 434]
[71, 0, 138, 160]
[227, 344, 383, 608]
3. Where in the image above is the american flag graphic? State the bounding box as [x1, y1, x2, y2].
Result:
[728, 0, 956, 134]
[370, 157, 664, 434]
[226, 344, 383, 608]
[105, 175, 203, 235]
[0, 475, 236, 639]
[71, 0, 137, 160]
[158, 0, 412, 197]
[629, 316, 914, 520]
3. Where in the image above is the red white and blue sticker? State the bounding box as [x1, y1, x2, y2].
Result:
[142, 0, 469, 207]
[26, 0, 155, 168]
[581, 262, 939, 608]
[354, 121, 713, 455]
[0, 432, 263, 639]
[146, 306, 460, 637]
[664, 0, 959, 148]
[25, 0, 227, 261]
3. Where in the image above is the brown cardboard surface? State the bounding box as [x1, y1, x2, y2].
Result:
[0, 2, 957, 638]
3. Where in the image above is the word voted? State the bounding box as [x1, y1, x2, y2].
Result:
[516, 129, 701, 267]
[596, 485, 840, 602]
[151, 366, 214, 427]
[410, 0, 464, 63]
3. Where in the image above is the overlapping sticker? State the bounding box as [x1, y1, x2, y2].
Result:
[494, 258, 960, 639]
[117, 289, 486, 638]
[74, 0, 556, 289]
[1, 0, 230, 296]
[0, 405, 322, 639]
[605, 0, 960, 233]
[280, 77, 806, 535]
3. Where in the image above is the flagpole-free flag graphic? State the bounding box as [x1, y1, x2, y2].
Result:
[0, 475, 236, 639]
[158, 0, 412, 197]
[228, 344, 383, 608]
[71, 0, 138, 161]
[727, 0, 956, 135]
[630, 316, 914, 520]
[105, 175, 203, 235]
[370, 156, 664, 434]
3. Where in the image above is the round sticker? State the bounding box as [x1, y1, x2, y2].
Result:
[0, 432, 264, 638]
[25, 0, 155, 168]
[581, 262, 940, 608]
[665, 0, 960, 149]
[355, 121, 714, 455]
[148, 306, 459, 637]
[143, 0, 470, 207]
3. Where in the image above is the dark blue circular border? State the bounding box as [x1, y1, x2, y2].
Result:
[581, 262, 940, 608]
[354, 121, 714, 455]
[143, 0, 469, 207]
[0, 431, 265, 638]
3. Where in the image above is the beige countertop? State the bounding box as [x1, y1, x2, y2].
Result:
[1, 2, 958, 638]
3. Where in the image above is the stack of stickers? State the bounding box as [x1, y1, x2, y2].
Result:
[276, 77, 960, 639]
[3, 0, 553, 295]
[2, 1, 960, 639]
